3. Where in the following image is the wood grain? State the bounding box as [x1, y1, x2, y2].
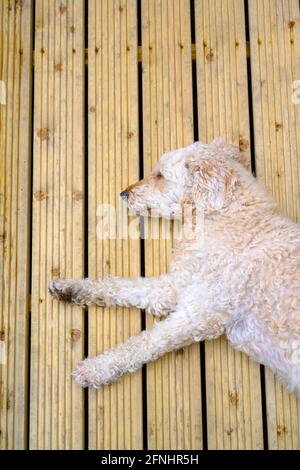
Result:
[88, 0, 143, 450]
[0, 0, 33, 450]
[30, 0, 85, 449]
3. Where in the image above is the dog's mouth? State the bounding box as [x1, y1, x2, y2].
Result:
[132, 207, 155, 217]
[134, 207, 177, 220]
[120, 191, 176, 219]
[126, 204, 162, 218]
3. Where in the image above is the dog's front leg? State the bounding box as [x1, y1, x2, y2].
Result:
[48, 275, 176, 317]
[72, 307, 225, 388]
[72, 310, 194, 387]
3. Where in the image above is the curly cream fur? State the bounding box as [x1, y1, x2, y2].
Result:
[49, 137, 300, 393]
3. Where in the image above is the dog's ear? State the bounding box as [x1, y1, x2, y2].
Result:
[185, 157, 238, 210]
[211, 136, 250, 168]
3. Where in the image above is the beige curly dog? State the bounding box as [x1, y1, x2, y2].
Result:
[49, 137, 300, 394]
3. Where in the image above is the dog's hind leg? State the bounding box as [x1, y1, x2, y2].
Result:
[48, 275, 176, 317]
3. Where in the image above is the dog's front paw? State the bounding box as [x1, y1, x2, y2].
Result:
[48, 278, 106, 307]
[48, 279, 75, 303]
[72, 359, 99, 388]
[72, 356, 119, 388]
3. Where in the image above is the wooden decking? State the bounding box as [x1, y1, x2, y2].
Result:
[0, 0, 300, 449]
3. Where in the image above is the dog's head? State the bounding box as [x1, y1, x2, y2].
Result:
[121, 137, 243, 218]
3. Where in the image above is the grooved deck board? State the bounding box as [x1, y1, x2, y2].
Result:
[88, 0, 143, 450]
[1, 0, 300, 450]
[0, 0, 32, 450]
[142, 0, 202, 450]
[194, 0, 263, 450]
[30, 0, 85, 449]
[248, 0, 300, 449]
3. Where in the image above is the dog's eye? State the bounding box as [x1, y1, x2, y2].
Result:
[156, 172, 163, 179]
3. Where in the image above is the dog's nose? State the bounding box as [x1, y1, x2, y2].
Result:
[120, 190, 129, 200]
